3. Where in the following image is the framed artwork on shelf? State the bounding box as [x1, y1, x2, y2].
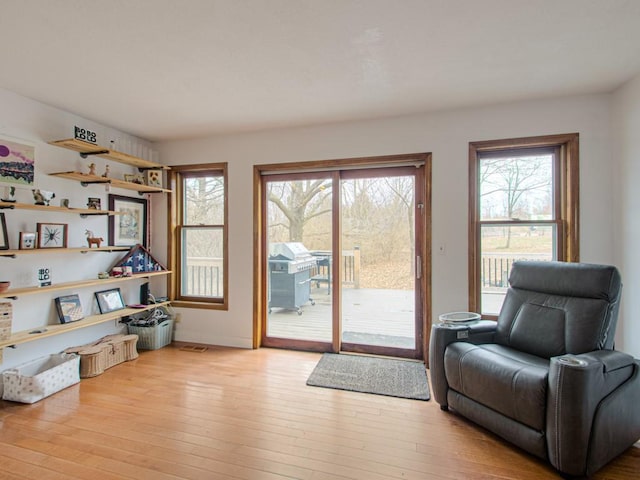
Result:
[18, 232, 36, 249]
[108, 194, 148, 247]
[146, 169, 162, 188]
[36, 222, 68, 248]
[87, 197, 101, 210]
[55, 294, 84, 324]
[95, 288, 125, 314]
[0, 213, 8, 250]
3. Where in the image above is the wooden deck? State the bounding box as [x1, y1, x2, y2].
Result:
[267, 286, 415, 348]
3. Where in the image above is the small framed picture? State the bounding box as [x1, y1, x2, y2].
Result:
[36, 222, 68, 249]
[19, 232, 37, 249]
[95, 288, 126, 314]
[146, 169, 162, 188]
[0, 213, 8, 250]
[87, 197, 101, 210]
[55, 294, 84, 323]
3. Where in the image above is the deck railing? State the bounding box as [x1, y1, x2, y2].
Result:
[310, 248, 361, 291]
[481, 254, 550, 288]
[184, 257, 223, 297]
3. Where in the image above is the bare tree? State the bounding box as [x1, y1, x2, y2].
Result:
[480, 155, 552, 247]
[268, 179, 332, 242]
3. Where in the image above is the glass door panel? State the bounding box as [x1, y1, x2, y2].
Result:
[340, 174, 416, 350]
[265, 176, 333, 344]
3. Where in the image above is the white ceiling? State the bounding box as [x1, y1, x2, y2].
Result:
[1, 0, 640, 142]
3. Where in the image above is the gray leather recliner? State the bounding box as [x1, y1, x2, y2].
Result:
[429, 261, 640, 477]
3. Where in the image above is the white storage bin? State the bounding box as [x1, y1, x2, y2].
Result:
[2, 353, 80, 404]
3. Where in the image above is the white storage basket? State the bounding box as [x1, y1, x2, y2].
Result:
[2, 353, 80, 404]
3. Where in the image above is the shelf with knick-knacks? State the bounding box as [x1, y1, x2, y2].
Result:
[48, 171, 172, 194]
[0, 201, 121, 217]
[48, 138, 170, 171]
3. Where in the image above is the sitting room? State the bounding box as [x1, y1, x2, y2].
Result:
[0, 1, 639, 479]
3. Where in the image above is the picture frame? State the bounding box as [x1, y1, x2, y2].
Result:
[36, 222, 68, 248]
[19, 232, 36, 249]
[0, 213, 8, 250]
[146, 169, 162, 188]
[108, 194, 148, 247]
[87, 197, 101, 210]
[0, 134, 35, 187]
[55, 294, 84, 323]
[95, 288, 125, 314]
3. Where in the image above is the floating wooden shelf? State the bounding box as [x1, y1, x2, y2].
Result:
[0, 271, 171, 299]
[48, 138, 169, 171]
[0, 201, 119, 216]
[49, 171, 172, 194]
[0, 301, 171, 350]
[0, 246, 130, 258]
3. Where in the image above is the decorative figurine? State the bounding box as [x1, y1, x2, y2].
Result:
[88, 163, 97, 175]
[32, 189, 55, 206]
[1, 186, 16, 203]
[102, 165, 110, 178]
[85, 230, 104, 248]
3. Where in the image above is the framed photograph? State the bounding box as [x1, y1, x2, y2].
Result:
[19, 232, 36, 249]
[108, 194, 147, 247]
[0, 213, 8, 250]
[95, 288, 125, 314]
[37, 222, 68, 248]
[0, 135, 35, 187]
[87, 197, 101, 210]
[146, 169, 162, 188]
[55, 294, 84, 324]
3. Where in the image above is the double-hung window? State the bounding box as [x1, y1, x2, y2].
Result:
[469, 134, 579, 317]
[169, 163, 228, 309]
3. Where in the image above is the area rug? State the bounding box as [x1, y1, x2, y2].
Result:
[306, 353, 430, 401]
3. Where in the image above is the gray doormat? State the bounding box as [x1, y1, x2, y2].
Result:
[306, 353, 430, 401]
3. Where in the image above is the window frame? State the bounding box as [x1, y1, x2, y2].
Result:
[168, 163, 228, 310]
[468, 133, 579, 318]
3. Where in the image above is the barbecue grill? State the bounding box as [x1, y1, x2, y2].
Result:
[268, 242, 316, 315]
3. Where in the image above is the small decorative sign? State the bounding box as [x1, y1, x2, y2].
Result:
[74, 126, 97, 144]
[38, 267, 51, 287]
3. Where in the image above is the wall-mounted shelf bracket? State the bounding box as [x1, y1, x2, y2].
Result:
[79, 150, 109, 158]
[80, 179, 111, 188]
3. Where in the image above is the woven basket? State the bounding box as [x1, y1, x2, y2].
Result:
[0, 302, 12, 342]
[65, 334, 139, 378]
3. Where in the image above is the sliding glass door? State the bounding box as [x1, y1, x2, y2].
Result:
[260, 160, 427, 359]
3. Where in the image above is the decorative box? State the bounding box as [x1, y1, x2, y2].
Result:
[2, 353, 80, 404]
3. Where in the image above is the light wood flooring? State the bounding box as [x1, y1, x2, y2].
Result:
[0, 346, 638, 479]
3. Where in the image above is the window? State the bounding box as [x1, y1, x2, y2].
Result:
[168, 163, 228, 309]
[469, 134, 579, 317]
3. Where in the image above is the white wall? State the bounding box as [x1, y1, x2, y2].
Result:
[157, 93, 617, 350]
[0, 87, 162, 369]
[612, 73, 640, 358]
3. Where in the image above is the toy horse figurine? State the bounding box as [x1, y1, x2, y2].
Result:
[85, 230, 104, 248]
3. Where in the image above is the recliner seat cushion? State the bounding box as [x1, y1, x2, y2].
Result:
[444, 342, 549, 431]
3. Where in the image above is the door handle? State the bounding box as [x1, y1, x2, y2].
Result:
[416, 255, 422, 279]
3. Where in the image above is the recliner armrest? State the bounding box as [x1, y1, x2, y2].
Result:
[429, 320, 496, 407]
[547, 350, 638, 475]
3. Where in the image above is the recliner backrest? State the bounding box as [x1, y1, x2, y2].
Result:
[494, 261, 622, 358]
